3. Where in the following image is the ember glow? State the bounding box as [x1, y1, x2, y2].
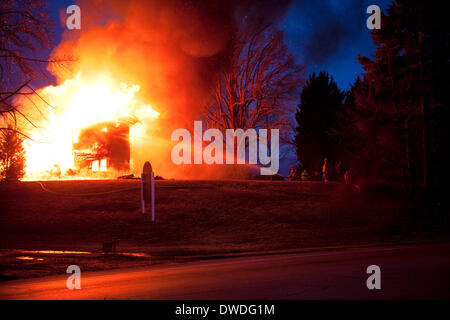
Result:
[22, 72, 159, 180]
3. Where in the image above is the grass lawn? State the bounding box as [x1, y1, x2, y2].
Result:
[0, 179, 448, 280]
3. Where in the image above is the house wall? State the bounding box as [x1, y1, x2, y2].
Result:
[73, 121, 130, 174]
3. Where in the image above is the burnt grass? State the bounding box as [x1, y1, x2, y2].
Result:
[0, 179, 448, 280]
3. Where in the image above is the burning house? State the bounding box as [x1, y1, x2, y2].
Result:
[73, 121, 132, 175]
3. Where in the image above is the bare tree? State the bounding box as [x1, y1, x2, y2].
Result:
[203, 25, 304, 142]
[0, 0, 71, 138]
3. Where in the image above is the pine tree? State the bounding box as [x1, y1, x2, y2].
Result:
[294, 72, 345, 177]
[344, 0, 449, 192]
[0, 129, 26, 181]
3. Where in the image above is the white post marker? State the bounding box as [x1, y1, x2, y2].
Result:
[151, 170, 155, 221]
[141, 161, 155, 221]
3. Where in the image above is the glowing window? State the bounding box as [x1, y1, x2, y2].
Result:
[100, 158, 107, 171]
[92, 160, 99, 172]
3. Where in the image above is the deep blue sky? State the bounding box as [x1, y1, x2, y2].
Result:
[280, 0, 392, 89]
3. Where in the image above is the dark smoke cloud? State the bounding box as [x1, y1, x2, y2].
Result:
[52, 0, 295, 127]
[293, 0, 366, 65]
[45, 0, 295, 178]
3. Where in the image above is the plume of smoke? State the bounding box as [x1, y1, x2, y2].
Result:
[28, 0, 293, 178]
[293, 0, 366, 65]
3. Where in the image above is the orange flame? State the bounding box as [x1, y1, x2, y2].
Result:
[22, 71, 159, 180]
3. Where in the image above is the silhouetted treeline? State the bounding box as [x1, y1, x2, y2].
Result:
[295, 1, 449, 204]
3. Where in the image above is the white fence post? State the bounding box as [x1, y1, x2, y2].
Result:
[151, 171, 155, 221]
[141, 161, 154, 220]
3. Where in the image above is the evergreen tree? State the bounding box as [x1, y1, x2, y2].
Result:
[343, 0, 449, 193]
[0, 128, 26, 181]
[294, 72, 345, 178]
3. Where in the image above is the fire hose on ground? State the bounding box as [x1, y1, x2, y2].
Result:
[36, 181, 141, 196]
[35, 181, 213, 196]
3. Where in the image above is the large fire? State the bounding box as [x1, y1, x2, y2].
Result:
[23, 72, 159, 180]
[13, 0, 277, 180]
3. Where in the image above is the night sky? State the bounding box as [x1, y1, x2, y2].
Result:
[281, 0, 393, 89]
[46, 0, 393, 90]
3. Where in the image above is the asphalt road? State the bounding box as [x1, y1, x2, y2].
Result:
[1, 242, 449, 299]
